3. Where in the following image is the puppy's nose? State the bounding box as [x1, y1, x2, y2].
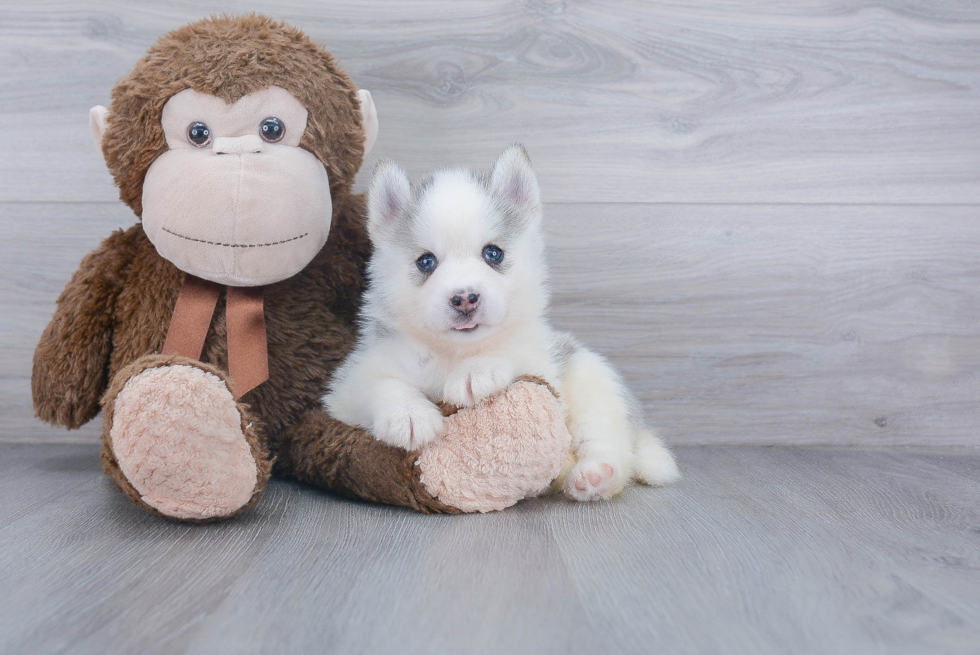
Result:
[450, 292, 480, 314]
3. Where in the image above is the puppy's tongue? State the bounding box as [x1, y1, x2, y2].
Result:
[453, 321, 478, 330]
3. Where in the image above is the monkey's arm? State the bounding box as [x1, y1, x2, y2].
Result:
[276, 379, 570, 514]
[33, 228, 135, 429]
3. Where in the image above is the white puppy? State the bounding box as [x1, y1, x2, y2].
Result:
[324, 145, 680, 500]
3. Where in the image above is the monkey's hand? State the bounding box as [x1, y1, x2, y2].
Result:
[32, 228, 134, 429]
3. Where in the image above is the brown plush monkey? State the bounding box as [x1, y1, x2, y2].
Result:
[32, 15, 570, 521]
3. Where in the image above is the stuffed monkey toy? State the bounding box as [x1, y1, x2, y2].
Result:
[32, 15, 571, 521]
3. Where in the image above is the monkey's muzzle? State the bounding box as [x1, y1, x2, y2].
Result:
[141, 144, 332, 287]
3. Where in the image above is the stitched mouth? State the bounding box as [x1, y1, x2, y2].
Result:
[162, 227, 308, 248]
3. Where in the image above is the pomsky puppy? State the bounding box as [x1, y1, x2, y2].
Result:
[323, 145, 680, 500]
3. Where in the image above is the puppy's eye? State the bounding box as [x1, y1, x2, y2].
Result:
[259, 117, 285, 143]
[187, 122, 212, 147]
[483, 244, 504, 266]
[416, 253, 437, 273]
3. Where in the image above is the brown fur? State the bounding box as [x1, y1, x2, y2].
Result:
[32, 15, 455, 516]
[277, 409, 462, 514]
[102, 14, 364, 218]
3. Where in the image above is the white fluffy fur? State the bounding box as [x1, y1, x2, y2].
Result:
[324, 145, 680, 501]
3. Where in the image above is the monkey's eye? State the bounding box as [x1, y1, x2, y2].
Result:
[186, 122, 212, 147]
[259, 117, 285, 143]
[416, 253, 437, 274]
[483, 244, 504, 266]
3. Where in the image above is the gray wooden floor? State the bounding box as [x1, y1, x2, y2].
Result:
[1, 443, 978, 655]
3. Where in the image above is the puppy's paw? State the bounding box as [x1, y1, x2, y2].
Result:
[443, 358, 516, 408]
[563, 460, 628, 502]
[372, 400, 445, 451]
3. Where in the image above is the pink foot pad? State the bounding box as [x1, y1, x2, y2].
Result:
[564, 461, 622, 501]
[109, 364, 259, 520]
[417, 380, 571, 513]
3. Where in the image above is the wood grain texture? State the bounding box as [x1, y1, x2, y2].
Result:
[1, 1, 979, 203]
[5, 201, 978, 445]
[544, 203, 980, 446]
[1, 443, 978, 654]
[3, 2, 979, 445]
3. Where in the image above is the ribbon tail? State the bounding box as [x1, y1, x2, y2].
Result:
[162, 274, 221, 360]
[226, 286, 269, 399]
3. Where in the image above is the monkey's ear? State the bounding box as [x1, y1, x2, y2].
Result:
[490, 143, 540, 215]
[367, 159, 410, 239]
[89, 105, 109, 149]
[357, 90, 379, 158]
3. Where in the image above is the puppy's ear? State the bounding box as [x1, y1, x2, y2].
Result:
[490, 143, 540, 216]
[368, 159, 411, 239]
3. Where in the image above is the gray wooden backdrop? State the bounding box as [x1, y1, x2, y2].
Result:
[2, 0, 978, 445]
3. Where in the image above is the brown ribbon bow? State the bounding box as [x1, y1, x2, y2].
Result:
[162, 274, 269, 399]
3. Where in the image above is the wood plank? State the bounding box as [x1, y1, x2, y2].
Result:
[5, 201, 978, 445]
[1, 1, 979, 203]
[545, 446, 980, 655]
[183, 497, 601, 655]
[544, 202, 980, 446]
[0, 473, 305, 654]
[1, 444, 978, 654]
[0, 443, 102, 525]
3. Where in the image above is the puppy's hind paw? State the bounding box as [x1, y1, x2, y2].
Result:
[563, 460, 626, 502]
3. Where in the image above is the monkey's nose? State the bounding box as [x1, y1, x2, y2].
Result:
[213, 135, 263, 155]
[450, 292, 480, 314]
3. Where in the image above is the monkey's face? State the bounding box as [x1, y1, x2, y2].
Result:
[140, 87, 332, 286]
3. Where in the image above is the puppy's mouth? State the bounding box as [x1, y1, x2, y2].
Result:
[452, 320, 480, 332]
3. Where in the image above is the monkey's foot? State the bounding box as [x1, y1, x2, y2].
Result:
[101, 355, 271, 521]
[418, 378, 572, 512]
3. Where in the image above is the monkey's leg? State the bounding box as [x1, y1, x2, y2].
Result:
[100, 354, 271, 522]
[276, 378, 571, 514]
[275, 409, 462, 514]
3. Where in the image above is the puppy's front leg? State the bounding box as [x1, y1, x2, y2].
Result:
[371, 378, 445, 451]
[443, 357, 516, 408]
